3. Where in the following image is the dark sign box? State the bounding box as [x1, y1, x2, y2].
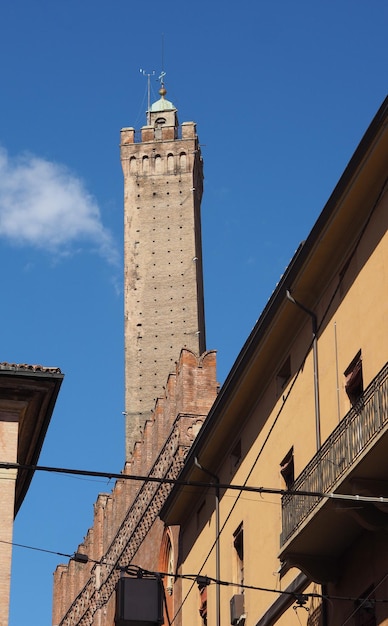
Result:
[115, 577, 164, 626]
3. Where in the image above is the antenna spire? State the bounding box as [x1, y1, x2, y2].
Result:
[161, 33, 165, 81]
[158, 34, 167, 95]
[140, 68, 155, 125]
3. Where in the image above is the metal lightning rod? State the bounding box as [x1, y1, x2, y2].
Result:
[140, 68, 155, 125]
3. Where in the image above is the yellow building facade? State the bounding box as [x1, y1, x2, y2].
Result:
[161, 97, 388, 626]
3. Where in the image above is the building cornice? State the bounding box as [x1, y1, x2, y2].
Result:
[0, 364, 63, 515]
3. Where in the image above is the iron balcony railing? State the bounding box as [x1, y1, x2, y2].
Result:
[281, 361, 388, 546]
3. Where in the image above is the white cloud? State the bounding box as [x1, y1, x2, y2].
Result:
[0, 147, 119, 265]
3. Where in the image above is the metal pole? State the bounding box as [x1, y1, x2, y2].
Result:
[140, 69, 155, 126]
[286, 291, 321, 450]
[147, 73, 151, 125]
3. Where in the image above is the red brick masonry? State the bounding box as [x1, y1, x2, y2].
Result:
[52, 349, 217, 626]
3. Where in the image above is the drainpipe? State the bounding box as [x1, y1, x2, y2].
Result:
[286, 291, 326, 621]
[286, 290, 321, 451]
[321, 584, 329, 626]
[195, 458, 220, 626]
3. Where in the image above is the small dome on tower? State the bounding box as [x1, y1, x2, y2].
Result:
[150, 85, 176, 112]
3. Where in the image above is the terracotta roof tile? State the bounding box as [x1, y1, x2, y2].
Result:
[0, 362, 62, 374]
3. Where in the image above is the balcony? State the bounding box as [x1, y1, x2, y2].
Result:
[279, 362, 388, 582]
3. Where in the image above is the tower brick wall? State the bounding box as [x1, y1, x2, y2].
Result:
[121, 101, 206, 458]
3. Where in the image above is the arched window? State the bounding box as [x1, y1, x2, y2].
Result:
[179, 152, 187, 171]
[142, 155, 149, 174]
[167, 153, 174, 173]
[130, 156, 137, 173]
[159, 528, 175, 622]
[155, 117, 166, 140]
[155, 155, 162, 174]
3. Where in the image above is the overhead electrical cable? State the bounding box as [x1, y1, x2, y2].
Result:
[0, 539, 99, 563]
[0, 461, 387, 504]
[5, 539, 388, 608]
[3, 539, 388, 607]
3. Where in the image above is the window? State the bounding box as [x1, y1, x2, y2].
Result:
[179, 152, 187, 171]
[166, 540, 174, 596]
[158, 529, 175, 624]
[167, 153, 174, 173]
[198, 581, 208, 626]
[233, 523, 244, 590]
[344, 350, 363, 406]
[154, 118, 166, 140]
[154, 155, 162, 174]
[280, 448, 294, 489]
[142, 155, 149, 174]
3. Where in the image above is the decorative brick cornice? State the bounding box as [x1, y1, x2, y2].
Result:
[54, 349, 217, 626]
[58, 413, 205, 625]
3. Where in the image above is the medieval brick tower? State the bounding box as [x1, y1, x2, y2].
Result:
[52, 84, 217, 626]
[120, 82, 206, 458]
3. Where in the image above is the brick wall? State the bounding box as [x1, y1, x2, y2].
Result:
[52, 349, 217, 626]
[121, 118, 206, 459]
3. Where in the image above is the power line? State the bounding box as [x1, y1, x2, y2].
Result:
[0, 539, 98, 563]
[1, 461, 388, 504]
[4, 538, 388, 607]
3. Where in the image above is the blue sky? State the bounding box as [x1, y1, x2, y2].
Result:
[1, 1, 386, 624]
